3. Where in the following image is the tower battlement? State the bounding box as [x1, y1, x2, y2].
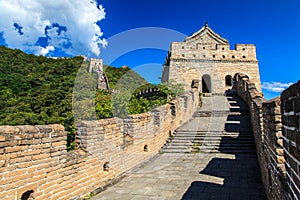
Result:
[162, 24, 261, 94]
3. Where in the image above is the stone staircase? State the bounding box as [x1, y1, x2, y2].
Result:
[161, 95, 256, 154]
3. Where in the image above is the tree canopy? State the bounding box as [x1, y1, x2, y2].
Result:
[0, 46, 183, 150]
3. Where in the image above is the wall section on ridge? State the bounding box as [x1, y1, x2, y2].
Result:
[0, 90, 199, 199]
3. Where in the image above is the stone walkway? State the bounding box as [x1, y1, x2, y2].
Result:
[93, 95, 266, 200]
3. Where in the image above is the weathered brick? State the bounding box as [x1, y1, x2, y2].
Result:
[2, 195, 17, 200]
[284, 99, 294, 113]
[3, 180, 26, 191]
[20, 149, 41, 156]
[294, 97, 300, 114]
[27, 166, 37, 173]
[51, 124, 65, 132]
[15, 161, 32, 168]
[19, 138, 42, 145]
[12, 173, 33, 182]
[0, 126, 19, 134]
[9, 156, 32, 164]
[0, 135, 6, 142]
[32, 153, 50, 161]
[289, 84, 299, 98]
[16, 125, 38, 133]
[4, 146, 27, 153]
[289, 144, 300, 161]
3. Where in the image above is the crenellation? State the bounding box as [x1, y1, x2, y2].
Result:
[163, 24, 261, 93]
[1, 24, 300, 199]
[234, 73, 300, 200]
[0, 90, 199, 199]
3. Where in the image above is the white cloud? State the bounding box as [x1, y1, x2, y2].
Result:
[0, 0, 106, 56]
[262, 81, 293, 93]
[40, 45, 55, 56]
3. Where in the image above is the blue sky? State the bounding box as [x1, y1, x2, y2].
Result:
[1, 0, 299, 99]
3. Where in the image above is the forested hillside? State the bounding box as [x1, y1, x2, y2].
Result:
[0, 46, 181, 150]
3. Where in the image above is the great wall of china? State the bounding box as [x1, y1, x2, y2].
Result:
[0, 24, 299, 199]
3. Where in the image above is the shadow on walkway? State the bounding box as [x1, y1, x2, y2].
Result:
[181, 95, 266, 200]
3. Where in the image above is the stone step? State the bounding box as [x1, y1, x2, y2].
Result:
[174, 131, 253, 135]
[162, 149, 256, 154]
[190, 149, 256, 154]
[175, 130, 252, 133]
[161, 149, 190, 153]
[166, 141, 254, 146]
[169, 141, 254, 147]
[164, 142, 255, 149]
[173, 133, 253, 137]
[170, 135, 254, 140]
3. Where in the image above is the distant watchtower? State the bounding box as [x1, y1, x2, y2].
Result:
[89, 58, 110, 90]
[162, 23, 261, 94]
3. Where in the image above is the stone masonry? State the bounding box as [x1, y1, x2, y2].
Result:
[162, 23, 261, 94]
[0, 25, 299, 200]
[0, 91, 198, 199]
[281, 81, 300, 199]
[234, 73, 300, 200]
[88, 58, 110, 90]
[93, 95, 266, 200]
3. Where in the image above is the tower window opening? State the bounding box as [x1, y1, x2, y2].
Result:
[225, 75, 233, 86]
[21, 190, 34, 200]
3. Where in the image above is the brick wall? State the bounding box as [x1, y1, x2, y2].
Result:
[233, 73, 265, 162]
[0, 91, 199, 199]
[281, 81, 300, 199]
[262, 98, 286, 199]
[234, 73, 300, 200]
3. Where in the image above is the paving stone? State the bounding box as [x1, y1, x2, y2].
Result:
[92, 95, 266, 200]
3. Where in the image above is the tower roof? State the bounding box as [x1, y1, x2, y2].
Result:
[184, 23, 229, 45]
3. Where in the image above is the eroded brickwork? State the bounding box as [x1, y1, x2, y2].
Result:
[281, 81, 300, 199]
[0, 91, 199, 199]
[234, 73, 300, 200]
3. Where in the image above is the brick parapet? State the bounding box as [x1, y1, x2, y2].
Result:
[234, 73, 300, 200]
[0, 91, 199, 199]
[281, 81, 300, 199]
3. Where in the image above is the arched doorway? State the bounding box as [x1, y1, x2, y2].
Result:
[225, 75, 232, 86]
[202, 74, 211, 93]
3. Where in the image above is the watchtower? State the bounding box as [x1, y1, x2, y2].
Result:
[89, 58, 110, 90]
[162, 23, 261, 94]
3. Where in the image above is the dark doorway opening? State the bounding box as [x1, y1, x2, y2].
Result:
[225, 75, 232, 86]
[202, 74, 211, 93]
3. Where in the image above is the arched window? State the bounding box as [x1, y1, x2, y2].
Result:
[225, 75, 232, 86]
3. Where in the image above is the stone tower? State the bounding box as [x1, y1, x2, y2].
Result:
[89, 58, 110, 90]
[162, 23, 261, 94]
